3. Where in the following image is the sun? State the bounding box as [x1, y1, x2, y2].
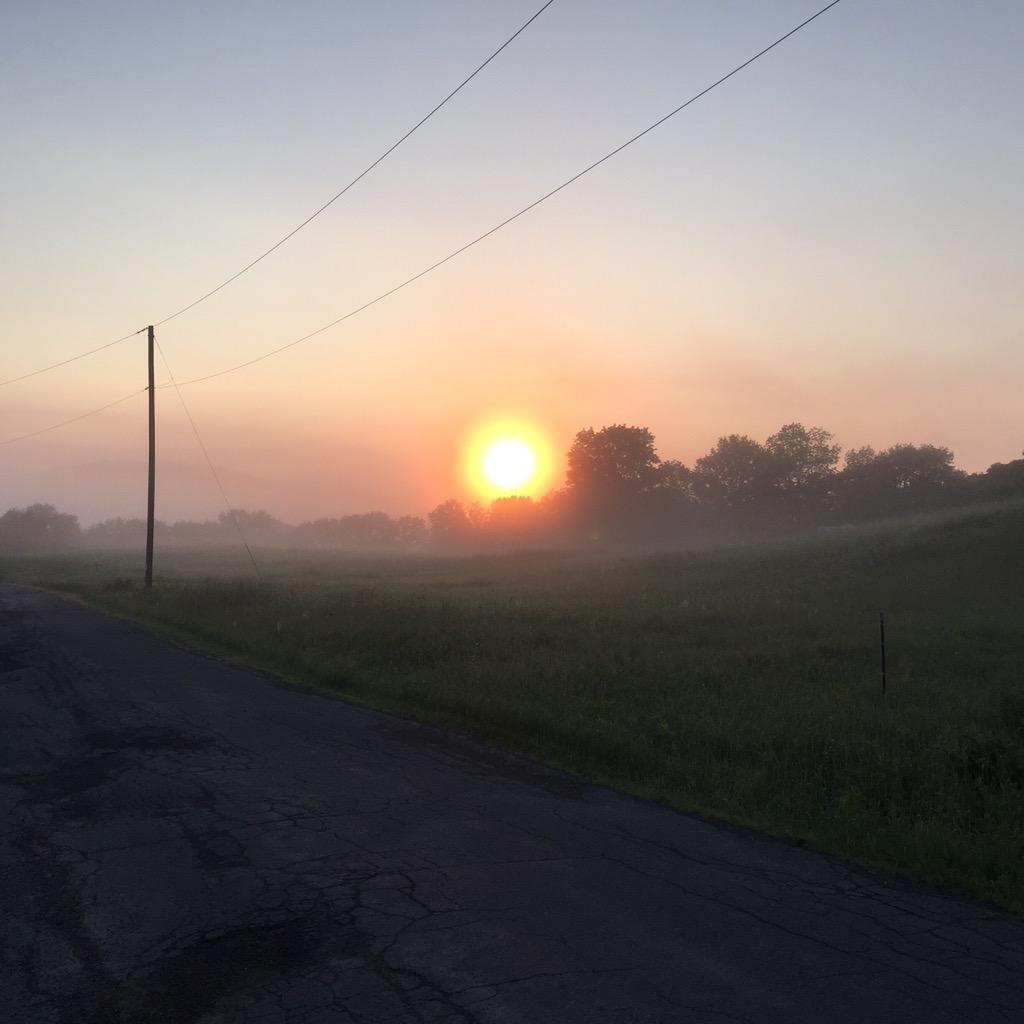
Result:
[462, 418, 553, 500]
[482, 438, 536, 491]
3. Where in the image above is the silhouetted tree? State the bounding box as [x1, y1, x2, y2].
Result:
[168, 519, 221, 545]
[652, 459, 694, 496]
[219, 509, 287, 544]
[764, 423, 841, 528]
[533, 487, 575, 543]
[84, 517, 168, 548]
[566, 425, 660, 499]
[766, 424, 840, 491]
[345, 512, 398, 548]
[466, 502, 488, 532]
[396, 515, 428, 550]
[843, 445, 877, 471]
[978, 454, 1024, 500]
[839, 443, 965, 519]
[428, 499, 473, 549]
[484, 495, 548, 546]
[0, 504, 80, 553]
[565, 425, 663, 539]
[692, 435, 773, 532]
[293, 512, 401, 549]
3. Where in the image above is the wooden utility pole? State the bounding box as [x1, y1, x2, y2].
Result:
[145, 325, 156, 588]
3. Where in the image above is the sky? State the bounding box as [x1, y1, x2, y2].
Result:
[2, 0, 1022, 524]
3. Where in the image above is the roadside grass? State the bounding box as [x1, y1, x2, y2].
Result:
[3, 500, 1022, 911]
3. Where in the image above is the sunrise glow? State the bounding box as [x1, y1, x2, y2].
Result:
[483, 439, 536, 491]
[463, 419, 554, 500]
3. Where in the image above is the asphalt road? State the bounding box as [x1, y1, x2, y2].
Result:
[2, 583, 1022, 1024]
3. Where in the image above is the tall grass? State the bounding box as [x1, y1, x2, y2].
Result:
[4, 501, 1022, 910]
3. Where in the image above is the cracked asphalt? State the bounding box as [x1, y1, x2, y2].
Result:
[2, 584, 1023, 1023]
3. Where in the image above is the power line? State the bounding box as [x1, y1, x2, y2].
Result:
[164, 0, 844, 389]
[155, 339, 262, 580]
[154, 0, 557, 327]
[0, 328, 146, 388]
[0, 0, 558, 389]
[1, 0, 843, 442]
[0, 388, 146, 446]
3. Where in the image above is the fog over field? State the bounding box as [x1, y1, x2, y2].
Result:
[4, 500, 1023, 913]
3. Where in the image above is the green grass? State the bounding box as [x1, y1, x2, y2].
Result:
[3, 500, 1023, 911]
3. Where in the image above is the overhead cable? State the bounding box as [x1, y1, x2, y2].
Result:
[155, 340, 262, 580]
[166, 1, 844, 389]
[0, 329, 146, 389]
[0, 0, 558, 388]
[0, 388, 146, 445]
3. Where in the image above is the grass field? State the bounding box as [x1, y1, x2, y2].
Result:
[3, 500, 1023, 911]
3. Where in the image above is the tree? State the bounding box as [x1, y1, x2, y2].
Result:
[878, 444, 960, 494]
[692, 435, 773, 522]
[219, 509, 287, 544]
[428, 499, 473, 549]
[84, 517, 168, 548]
[169, 519, 223, 545]
[978, 455, 1024, 499]
[293, 512, 401, 549]
[566, 425, 660, 499]
[486, 495, 543, 544]
[765, 424, 840, 492]
[0, 504, 80, 553]
[396, 515, 428, 550]
[565, 425, 663, 539]
[466, 502, 488, 532]
[843, 445, 877, 471]
[342, 512, 399, 548]
[838, 443, 965, 519]
[652, 459, 695, 497]
[764, 423, 841, 527]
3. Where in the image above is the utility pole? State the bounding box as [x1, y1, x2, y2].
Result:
[145, 325, 156, 588]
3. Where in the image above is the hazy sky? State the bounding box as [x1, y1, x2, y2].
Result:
[2, 1, 1022, 523]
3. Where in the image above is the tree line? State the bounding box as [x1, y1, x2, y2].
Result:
[0, 508, 430, 554]
[3, 423, 1022, 554]
[428, 424, 1024, 549]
